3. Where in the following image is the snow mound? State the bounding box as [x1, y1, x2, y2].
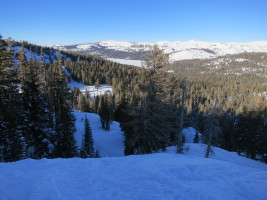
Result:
[0, 153, 267, 200]
[166, 143, 267, 171]
[182, 127, 201, 143]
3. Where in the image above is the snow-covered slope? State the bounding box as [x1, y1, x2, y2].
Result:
[1, 109, 267, 200]
[12, 45, 73, 66]
[1, 151, 267, 200]
[166, 144, 267, 171]
[56, 40, 267, 63]
[73, 110, 124, 157]
[73, 113, 267, 171]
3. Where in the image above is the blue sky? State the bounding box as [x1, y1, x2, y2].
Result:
[1, 0, 267, 45]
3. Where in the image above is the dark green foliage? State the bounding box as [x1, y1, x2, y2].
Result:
[142, 44, 169, 69]
[49, 57, 78, 158]
[0, 35, 26, 162]
[193, 131, 200, 143]
[121, 70, 177, 155]
[234, 109, 267, 159]
[94, 148, 101, 158]
[52, 105, 77, 158]
[0, 95, 27, 162]
[95, 79, 100, 89]
[80, 116, 95, 158]
[1, 34, 266, 163]
[98, 93, 113, 131]
[1, 37, 79, 162]
[18, 53, 51, 158]
[64, 43, 267, 161]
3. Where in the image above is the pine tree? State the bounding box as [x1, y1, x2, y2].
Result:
[53, 103, 77, 158]
[177, 81, 187, 153]
[51, 54, 78, 158]
[142, 44, 169, 70]
[84, 90, 91, 112]
[80, 116, 95, 158]
[0, 35, 26, 162]
[17, 49, 50, 158]
[193, 131, 200, 143]
[95, 79, 100, 89]
[203, 113, 222, 158]
[78, 93, 86, 112]
[94, 148, 101, 158]
[122, 69, 176, 155]
[235, 109, 261, 159]
[98, 93, 112, 131]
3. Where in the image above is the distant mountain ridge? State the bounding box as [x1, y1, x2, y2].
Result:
[55, 40, 267, 61]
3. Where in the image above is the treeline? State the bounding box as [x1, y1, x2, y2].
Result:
[66, 45, 267, 162]
[0, 36, 97, 162]
[65, 45, 181, 155]
[1, 35, 267, 163]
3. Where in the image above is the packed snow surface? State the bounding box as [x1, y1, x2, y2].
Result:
[1, 150, 267, 200]
[1, 116, 267, 199]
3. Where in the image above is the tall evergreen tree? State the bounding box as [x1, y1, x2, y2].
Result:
[203, 113, 222, 158]
[176, 81, 187, 153]
[142, 44, 169, 70]
[78, 93, 86, 112]
[98, 93, 112, 131]
[0, 35, 26, 162]
[80, 116, 95, 158]
[51, 53, 78, 158]
[17, 48, 50, 158]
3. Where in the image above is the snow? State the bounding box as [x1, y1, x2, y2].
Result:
[12, 46, 52, 63]
[0, 150, 267, 200]
[235, 58, 248, 62]
[56, 40, 267, 61]
[73, 110, 124, 157]
[166, 70, 174, 73]
[166, 144, 267, 171]
[1, 117, 267, 200]
[182, 127, 201, 143]
[62, 66, 112, 97]
[12, 46, 74, 65]
[2, 63, 266, 199]
[106, 58, 142, 67]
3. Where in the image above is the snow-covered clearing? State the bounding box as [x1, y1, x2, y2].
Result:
[107, 58, 142, 67]
[62, 66, 112, 97]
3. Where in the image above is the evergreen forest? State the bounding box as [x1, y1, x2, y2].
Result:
[0, 35, 266, 163]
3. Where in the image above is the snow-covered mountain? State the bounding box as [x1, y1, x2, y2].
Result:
[55, 40, 267, 62]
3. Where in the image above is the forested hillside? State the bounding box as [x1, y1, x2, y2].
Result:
[64, 44, 267, 162]
[1, 35, 267, 163]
